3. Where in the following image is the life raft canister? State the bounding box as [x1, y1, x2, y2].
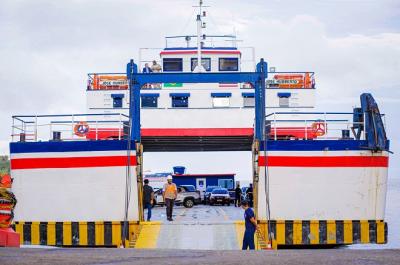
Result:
[311, 120, 327, 136]
[74, 121, 90, 137]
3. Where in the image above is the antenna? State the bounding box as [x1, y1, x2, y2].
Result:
[192, 0, 210, 72]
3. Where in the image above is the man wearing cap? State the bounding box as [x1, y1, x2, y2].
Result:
[163, 175, 177, 221]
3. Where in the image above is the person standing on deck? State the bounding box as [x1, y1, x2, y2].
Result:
[246, 183, 254, 207]
[163, 175, 177, 221]
[151, 60, 162, 72]
[150, 60, 162, 88]
[143, 179, 154, 221]
[234, 184, 242, 207]
[241, 200, 258, 250]
[142, 63, 152, 73]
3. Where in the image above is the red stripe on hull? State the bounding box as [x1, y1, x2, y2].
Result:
[11, 156, 137, 170]
[258, 156, 389, 167]
[141, 128, 253, 137]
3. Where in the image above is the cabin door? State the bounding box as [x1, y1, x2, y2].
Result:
[196, 178, 207, 198]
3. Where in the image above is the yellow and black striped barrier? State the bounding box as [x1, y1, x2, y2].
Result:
[13, 221, 141, 247]
[13, 220, 387, 248]
[258, 220, 387, 247]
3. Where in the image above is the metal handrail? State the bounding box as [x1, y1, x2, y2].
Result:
[264, 111, 375, 141]
[11, 113, 129, 143]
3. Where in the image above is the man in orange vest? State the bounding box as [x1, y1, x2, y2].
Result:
[163, 175, 177, 221]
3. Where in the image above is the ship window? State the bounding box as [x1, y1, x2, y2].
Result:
[141, 93, 159, 108]
[163, 58, 183, 72]
[218, 179, 234, 189]
[278, 92, 291, 107]
[170, 93, 190, 108]
[242, 92, 255, 107]
[211, 93, 231, 107]
[111, 94, 124, 108]
[219, 58, 238, 71]
[191, 58, 211, 71]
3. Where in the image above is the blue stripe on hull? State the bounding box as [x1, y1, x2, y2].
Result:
[259, 140, 390, 151]
[10, 140, 135, 154]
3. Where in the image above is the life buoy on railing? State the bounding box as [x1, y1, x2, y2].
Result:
[311, 121, 327, 136]
[74, 121, 90, 137]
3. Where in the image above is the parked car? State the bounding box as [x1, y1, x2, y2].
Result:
[228, 190, 236, 202]
[204, 186, 221, 204]
[153, 186, 201, 208]
[209, 188, 231, 206]
[179, 185, 196, 192]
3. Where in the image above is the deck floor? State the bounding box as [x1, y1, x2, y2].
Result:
[137, 205, 246, 250]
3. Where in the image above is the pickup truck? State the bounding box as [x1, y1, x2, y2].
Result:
[153, 186, 201, 208]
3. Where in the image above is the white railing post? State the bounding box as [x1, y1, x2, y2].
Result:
[71, 115, 75, 140]
[363, 112, 367, 140]
[11, 118, 15, 142]
[49, 122, 52, 141]
[23, 121, 26, 140]
[273, 113, 277, 141]
[305, 120, 308, 140]
[324, 112, 327, 139]
[34, 115, 38, 141]
[118, 113, 122, 140]
[95, 121, 98, 141]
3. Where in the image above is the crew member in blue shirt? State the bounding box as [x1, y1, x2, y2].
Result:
[241, 200, 258, 250]
[142, 63, 152, 73]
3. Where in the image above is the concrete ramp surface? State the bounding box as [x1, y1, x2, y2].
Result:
[134, 205, 254, 250]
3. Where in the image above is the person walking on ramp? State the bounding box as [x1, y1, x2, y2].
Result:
[143, 179, 154, 221]
[163, 175, 177, 221]
[241, 200, 258, 250]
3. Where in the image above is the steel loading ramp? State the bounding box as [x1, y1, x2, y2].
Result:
[131, 206, 262, 250]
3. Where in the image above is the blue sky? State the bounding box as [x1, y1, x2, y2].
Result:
[0, 0, 399, 179]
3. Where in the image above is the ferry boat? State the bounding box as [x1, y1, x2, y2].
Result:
[9, 1, 389, 248]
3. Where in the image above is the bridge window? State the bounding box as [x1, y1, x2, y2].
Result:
[191, 58, 211, 71]
[219, 58, 238, 71]
[242, 92, 255, 107]
[211, 93, 231, 107]
[163, 58, 183, 72]
[141, 93, 159, 108]
[111, 94, 124, 108]
[170, 93, 190, 108]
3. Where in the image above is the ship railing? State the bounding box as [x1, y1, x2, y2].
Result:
[264, 112, 381, 141]
[11, 113, 129, 142]
[165, 35, 238, 49]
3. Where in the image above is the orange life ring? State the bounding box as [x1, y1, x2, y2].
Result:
[311, 121, 327, 136]
[74, 122, 90, 137]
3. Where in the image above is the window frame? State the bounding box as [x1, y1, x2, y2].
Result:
[191, 57, 211, 71]
[211, 92, 232, 108]
[218, 57, 239, 72]
[111, 94, 124, 108]
[140, 93, 159, 108]
[217, 179, 234, 190]
[242, 92, 255, 108]
[163, 58, 183, 72]
[170, 93, 190, 108]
